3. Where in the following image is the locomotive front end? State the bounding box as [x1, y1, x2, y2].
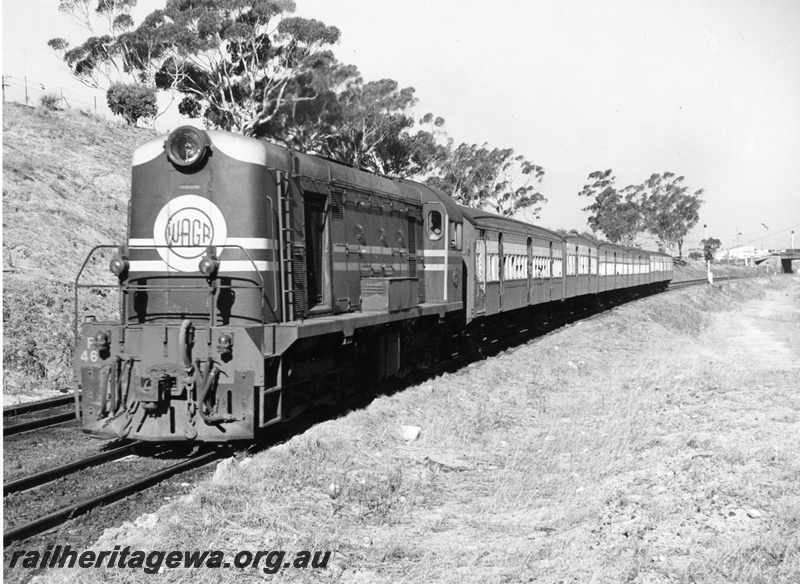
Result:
[74, 127, 281, 441]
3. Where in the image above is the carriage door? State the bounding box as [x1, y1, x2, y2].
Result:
[474, 235, 486, 316]
[548, 241, 553, 302]
[527, 237, 533, 304]
[498, 233, 504, 311]
[303, 191, 331, 313]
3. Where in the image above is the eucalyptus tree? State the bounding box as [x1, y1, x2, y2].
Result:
[147, 0, 341, 135]
[322, 80, 448, 178]
[427, 143, 547, 219]
[50, 0, 342, 135]
[48, 0, 140, 89]
[640, 172, 703, 258]
[579, 169, 704, 252]
[578, 169, 646, 245]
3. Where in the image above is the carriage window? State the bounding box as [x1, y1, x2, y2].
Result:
[427, 211, 443, 240]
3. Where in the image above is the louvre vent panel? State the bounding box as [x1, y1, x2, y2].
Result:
[361, 280, 385, 295]
[291, 248, 306, 315]
[331, 190, 344, 219]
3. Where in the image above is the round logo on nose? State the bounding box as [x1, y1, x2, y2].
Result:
[153, 195, 227, 272]
[165, 207, 214, 257]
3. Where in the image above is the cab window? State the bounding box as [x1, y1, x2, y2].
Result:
[427, 211, 443, 240]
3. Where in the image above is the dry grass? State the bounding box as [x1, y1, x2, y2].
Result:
[673, 260, 768, 282]
[37, 276, 800, 583]
[2, 103, 154, 397]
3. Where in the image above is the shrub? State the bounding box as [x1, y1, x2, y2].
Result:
[39, 93, 61, 110]
[106, 83, 158, 126]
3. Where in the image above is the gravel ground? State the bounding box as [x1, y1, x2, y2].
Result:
[2, 421, 95, 482]
[3, 462, 212, 584]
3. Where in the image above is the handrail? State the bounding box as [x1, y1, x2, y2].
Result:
[74, 243, 273, 342]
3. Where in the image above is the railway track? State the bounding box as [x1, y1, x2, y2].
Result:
[3, 445, 222, 546]
[3, 443, 138, 496]
[668, 275, 733, 290]
[3, 394, 77, 436]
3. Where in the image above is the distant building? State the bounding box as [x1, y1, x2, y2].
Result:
[720, 246, 758, 261]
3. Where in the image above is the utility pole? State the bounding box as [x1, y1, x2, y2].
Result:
[792, 230, 796, 249]
[704, 224, 712, 285]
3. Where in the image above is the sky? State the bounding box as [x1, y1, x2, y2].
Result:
[3, 0, 799, 251]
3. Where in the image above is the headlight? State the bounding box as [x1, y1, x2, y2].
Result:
[199, 255, 219, 277]
[109, 256, 129, 278]
[94, 330, 111, 352]
[216, 332, 233, 356]
[165, 126, 209, 168]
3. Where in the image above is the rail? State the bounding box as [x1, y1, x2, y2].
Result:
[3, 450, 221, 546]
[74, 243, 272, 341]
[3, 394, 74, 418]
[3, 443, 138, 496]
[3, 395, 79, 436]
[668, 275, 733, 290]
[3, 412, 76, 437]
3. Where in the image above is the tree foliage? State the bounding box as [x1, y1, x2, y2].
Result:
[47, 0, 545, 204]
[701, 237, 722, 262]
[321, 80, 437, 177]
[256, 66, 448, 178]
[640, 172, 703, 257]
[48, 0, 161, 126]
[579, 169, 704, 253]
[48, 0, 139, 89]
[143, 0, 340, 134]
[49, 0, 342, 135]
[106, 82, 158, 125]
[427, 143, 547, 219]
[578, 170, 645, 245]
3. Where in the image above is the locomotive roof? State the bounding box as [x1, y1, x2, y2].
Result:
[135, 131, 462, 217]
[293, 149, 463, 221]
[459, 206, 564, 240]
[293, 150, 419, 203]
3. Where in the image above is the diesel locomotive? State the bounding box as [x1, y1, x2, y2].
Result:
[73, 126, 673, 442]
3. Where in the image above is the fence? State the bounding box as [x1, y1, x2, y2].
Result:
[1, 74, 183, 131]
